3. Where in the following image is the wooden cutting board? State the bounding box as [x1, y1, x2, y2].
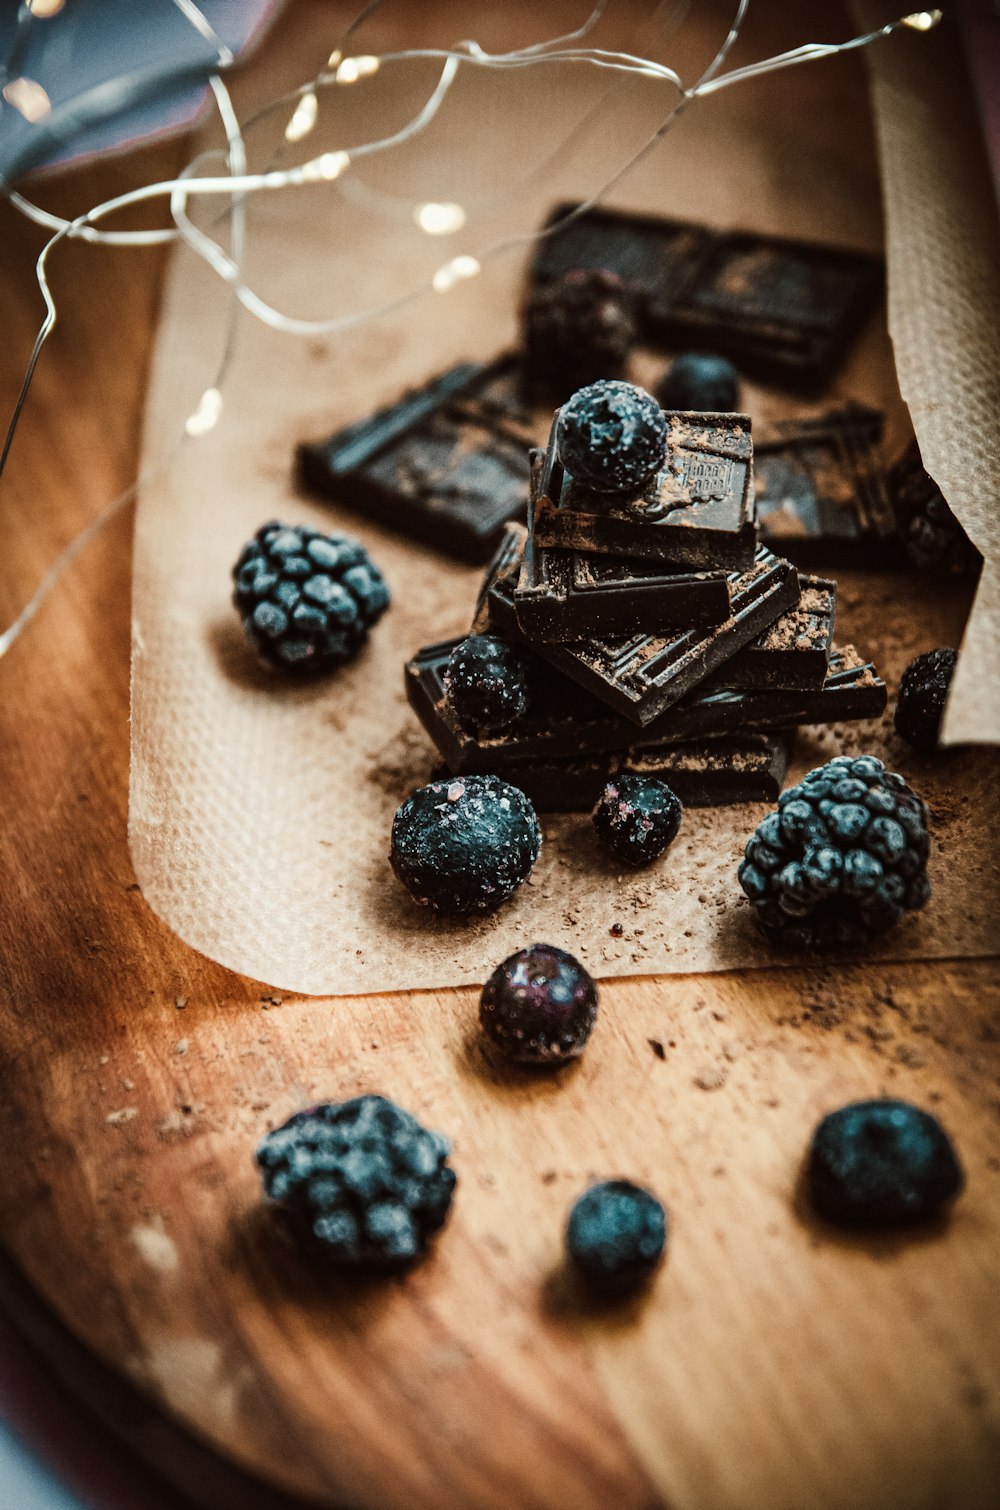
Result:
[1, 5, 999, 1507]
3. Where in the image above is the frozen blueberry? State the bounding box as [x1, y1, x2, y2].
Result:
[390, 774, 542, 915]
[592, 774, 682, 868]
[808, 1099, 963, 1228]
[655, 352, 740, 413]
[889, 443, 980, 577]
[233, 520, 389, 672]
[479, 943, 597, 1065]
[522, 268, 637, 398]
[739, 755, 931, 950]
[256, 1094, 456, 1269]
[444, 634, 530, 733]
[566, 1180, 667, 1296]
[894, 647, 957, 752]
[555, 380, 668, 494]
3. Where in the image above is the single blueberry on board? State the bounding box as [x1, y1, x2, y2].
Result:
[256, 1094, 456, 1268]
[894, 647, 957, 752]
[555, 379, 668, 494]
[390, 774, 542, 915]
[808, 1099, 963, 1227]
[655, 351, 740, 413]
[592, 773, 682, 868]
[566, 1180, 667, 1296]
[479, 943, 597, 1064]
[444, 634, 530, 733]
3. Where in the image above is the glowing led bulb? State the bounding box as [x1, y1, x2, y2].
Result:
[300, 150, 350, 183]
[2, 77, 51, 122]
[185, 387, 223, 437]
[414, 201, 467, 236]
[285, 91, 318, 143]
[27, 0, 65, 16]
[336, 55, 380, 84]
[432, 255, 481, 293]
[901, 10, 942, 28]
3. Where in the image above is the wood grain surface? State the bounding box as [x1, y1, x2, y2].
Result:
[1, 6, 999, 1509]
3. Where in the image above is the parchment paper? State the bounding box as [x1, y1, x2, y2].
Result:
[857, 0, 1000, 744]
[130, 0, 1000, 994]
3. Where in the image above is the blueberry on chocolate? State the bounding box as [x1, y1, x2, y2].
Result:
[479, 943, 597, 1065]
[444, 634, 529, 733]
[592, 774, 682, 867]
[256, 1094, 456, 1269]
[739, 755, 931, 950]
[808, 1099, 963, 1228]
[566, 1180, 667, 1296]
[555, 380, 667, 494]
[523, 268, 637, 398]
[894, 647, 957, 752]
[655, 352, 740, 413]
[390, 774, 541, 914]
[233, 520, 390, 672]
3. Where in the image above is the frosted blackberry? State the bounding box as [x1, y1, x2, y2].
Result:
[808, 1100, 963, 1228]
[739, 755, 931, 950]
[233, 520, 389, 672]
[894, 647, 957, 752]
[256, 1094, 456, 1269]
[889, 444, 979, 576]
[480, 943, 597, 1065]
[523, 269, 637, 398]
[391, 774, 542, 915]
[655, 352, 740, 413]
[444, 634, 529, 733]
[556, 380, 668, 494]
[566, 1181, 666, 1296]
[592, 774, 682, 868]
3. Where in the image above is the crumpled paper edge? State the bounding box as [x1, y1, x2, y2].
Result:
[857, 1, 1000, 744]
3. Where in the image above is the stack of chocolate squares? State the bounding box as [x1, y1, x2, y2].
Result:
[405, 379, 887, 813]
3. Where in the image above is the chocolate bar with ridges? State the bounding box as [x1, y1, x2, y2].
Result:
[514, 493, 732, 641]
[529, 203, 883, 391]
[473, 733, 795, 813]
[701, 574, 836, 691]
[531, 410, 756, 570]
[753, 407, 897, 568]
[296, 357, 542, 564]
[490, 536, 800, 726]
[406, 639, 885, 774]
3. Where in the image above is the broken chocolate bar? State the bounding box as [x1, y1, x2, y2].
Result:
[531, 409, 756, 571]
[514, 492, 732, 641]
[529, 203, 883, 391]
[701, 574, 835, 691]
[296, 357, 543, 564]
[492, 539, 800, 726]
[407, 639, 884, 775]
[481, 733, 795, 814]
[753, 407, 897, 568]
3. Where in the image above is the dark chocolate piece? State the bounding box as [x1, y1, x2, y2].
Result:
[701, 574, 836, 691]
[484, 732, 794, 813]
[753, 407, 896, 568]
[532, 408, 756, 570]
[529, 203, 883, 390]
[407, 639, 885, 774]
[510, 545, 801, 727]
[296, 357, 543, 564]
[514, 493, 732, 641]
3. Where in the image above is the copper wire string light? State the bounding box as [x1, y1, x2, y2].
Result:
[0, 0, 943, 657]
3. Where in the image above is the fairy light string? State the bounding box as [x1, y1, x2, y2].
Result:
[0, 1, 944, 657]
